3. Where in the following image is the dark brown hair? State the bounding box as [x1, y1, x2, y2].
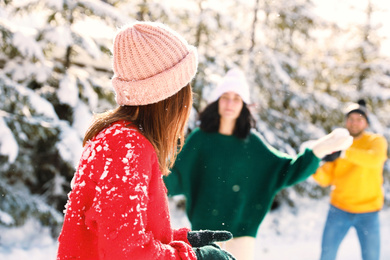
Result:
[83, 84, 193, 175]
[199, 99, 255, 139]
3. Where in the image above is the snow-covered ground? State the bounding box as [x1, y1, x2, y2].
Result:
[255, 198, 390, 260]
[170, 197, 390, 260]
[0, 197, 389, 260]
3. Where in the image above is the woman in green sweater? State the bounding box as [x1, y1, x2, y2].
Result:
[164, 68, 353, 260]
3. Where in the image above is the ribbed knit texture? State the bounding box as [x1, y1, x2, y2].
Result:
[112, 22, 198, 105]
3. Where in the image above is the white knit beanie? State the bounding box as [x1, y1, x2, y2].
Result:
[211, 68, 250, 104]
[112, 21, 198, 106]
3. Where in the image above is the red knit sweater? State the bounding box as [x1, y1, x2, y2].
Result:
[57, 121, 196, 259]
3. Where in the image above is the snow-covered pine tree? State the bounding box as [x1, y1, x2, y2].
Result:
[234, 0, 389, 206]
[307, 0, 390, 203]
[0, 0, 128, 234]
[1, 0, 389, 237]
[238, 0, 335, 205]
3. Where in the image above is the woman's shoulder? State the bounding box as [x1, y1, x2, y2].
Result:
[94, 121, 137, 139]
[248, 129, 266, 143]
[91, 121, 155, 155]
[245, 129, 278, 152]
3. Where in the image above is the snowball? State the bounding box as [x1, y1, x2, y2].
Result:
[331, 128, 350, 138]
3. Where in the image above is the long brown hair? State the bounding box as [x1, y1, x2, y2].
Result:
[83, 84, 193, 175]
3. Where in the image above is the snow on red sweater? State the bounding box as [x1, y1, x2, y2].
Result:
[57, 121, 196, 260]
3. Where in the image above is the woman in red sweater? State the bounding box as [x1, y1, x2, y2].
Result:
[57, 22, 234, 260]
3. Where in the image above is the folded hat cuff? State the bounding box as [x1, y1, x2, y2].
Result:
[112, 46, 198, 106]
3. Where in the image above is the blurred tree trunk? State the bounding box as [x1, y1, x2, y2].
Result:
[137, 0, 149, 21]
[357, 0, 373, 91]
[247, 0, 259, 72]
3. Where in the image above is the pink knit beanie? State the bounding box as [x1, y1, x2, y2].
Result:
[112, 22, 198, 105]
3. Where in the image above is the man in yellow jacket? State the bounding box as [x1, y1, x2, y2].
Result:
[313, 99, 388, 260]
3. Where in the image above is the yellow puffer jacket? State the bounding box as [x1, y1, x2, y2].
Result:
[313, 131, 388, 213]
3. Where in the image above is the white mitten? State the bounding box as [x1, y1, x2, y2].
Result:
[311, 128, 353, 159]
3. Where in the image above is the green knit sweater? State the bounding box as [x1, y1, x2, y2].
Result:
[164, 128, 320, 237]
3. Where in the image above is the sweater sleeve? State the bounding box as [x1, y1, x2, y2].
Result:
[274, 148, 321, 189]
[84, 130, 196, 260]
[344, 135, 388, 168]
[253, 132, 321, 190]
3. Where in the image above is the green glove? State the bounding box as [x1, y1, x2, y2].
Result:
[188, 230, 233, 247]
[194, 244, 236, 260]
